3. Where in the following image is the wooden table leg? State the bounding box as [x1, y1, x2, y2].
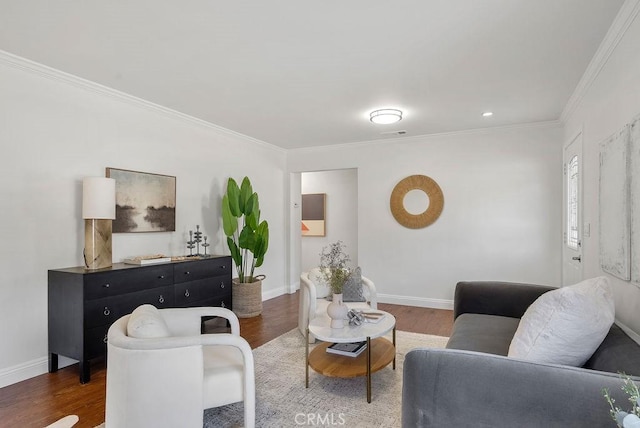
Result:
[305, 327, 310, 388]
[393, 326, 396, 370]
[366, 336, 371, 403]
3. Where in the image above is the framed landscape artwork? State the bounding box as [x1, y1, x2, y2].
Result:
[106, 168, 176, 233]
[302, 193, 326, 237]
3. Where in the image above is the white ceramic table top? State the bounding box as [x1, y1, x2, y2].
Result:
[308, 310, 396, 343]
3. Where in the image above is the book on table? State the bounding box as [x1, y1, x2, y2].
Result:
[326, 341, 367, 357]
[123, 255, 172, 265]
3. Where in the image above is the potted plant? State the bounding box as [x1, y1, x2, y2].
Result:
[222, 176, 269, 318]
[319, 241, 352, 328]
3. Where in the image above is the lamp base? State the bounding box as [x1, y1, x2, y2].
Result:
[84, 219, 113, 270]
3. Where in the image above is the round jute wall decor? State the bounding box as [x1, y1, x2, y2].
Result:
[390, 175, 444, 229]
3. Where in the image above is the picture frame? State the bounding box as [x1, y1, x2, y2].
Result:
[301, 193, 326, 237]
[106, 167, 176, 233]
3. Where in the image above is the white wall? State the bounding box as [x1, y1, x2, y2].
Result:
[563, 7, 640, 335]
[289, 124, 564, 308]
[300, 169, 358, 273]
[0, 53, 287, 386]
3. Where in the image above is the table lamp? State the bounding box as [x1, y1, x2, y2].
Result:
[83, 177, 116, 270]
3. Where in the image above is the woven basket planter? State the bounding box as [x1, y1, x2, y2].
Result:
[232, 275, 264, 318]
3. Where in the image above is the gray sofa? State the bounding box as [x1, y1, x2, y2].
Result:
[402, 281, 640, 428]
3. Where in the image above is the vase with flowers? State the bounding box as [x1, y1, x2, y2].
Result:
[319, 241, 352, 328]
[604, 375, 640, 427]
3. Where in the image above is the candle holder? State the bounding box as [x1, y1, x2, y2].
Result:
[186, 230, 195, 257]
[202, 236, 210, 257]
[186, 225, 210, 257]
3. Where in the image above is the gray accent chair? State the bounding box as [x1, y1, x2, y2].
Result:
[402, 281, 640, 428]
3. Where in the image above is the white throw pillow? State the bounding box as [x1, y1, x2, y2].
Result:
[127, 304, 171, 339]
[508, 276, 615, 366]
[307, 267, 331, 298]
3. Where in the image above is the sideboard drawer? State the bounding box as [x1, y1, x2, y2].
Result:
[116, 285, 175, 316]
[84, 265, 173, 300]
[198, 294, 232, 310]
[174, 278, 213, 306]
[173, 259, 230, 284]
[85, 297, 118, 328]
[86, 325, 109, 359]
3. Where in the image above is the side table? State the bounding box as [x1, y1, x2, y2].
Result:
[306, 311, 396, 403]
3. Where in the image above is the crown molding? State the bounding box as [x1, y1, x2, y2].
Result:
[288, 120, 562, 154]
[0, 50, 285, 154]
[560, 0, 640, 123]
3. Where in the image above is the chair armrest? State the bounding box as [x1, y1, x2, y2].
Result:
[160, 306, 240, 336]
[453, 281, 556, 320]
[402, 348, 638, 428]
[298, 273, 319, 339]
[362, 276, 377, 309]
[299, 273, 318, 303]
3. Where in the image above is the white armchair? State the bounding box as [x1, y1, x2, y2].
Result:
[298, 268, 377, 343]
[106, 306, 255, 428]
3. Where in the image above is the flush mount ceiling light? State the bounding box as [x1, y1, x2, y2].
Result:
[370, 109, 403, 124]
[482, 111, 494, 117]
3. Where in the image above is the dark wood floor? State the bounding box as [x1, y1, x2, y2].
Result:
[0, 292, 453, 428]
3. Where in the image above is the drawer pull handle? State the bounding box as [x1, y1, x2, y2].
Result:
[158, 275, 165, 279]
[184, 271, 191, 275]
[103, 307, 110, 316]
[221, 301, 226, 308]
[158, 295, 165, 304]
[185, 289, 190, 297]
[103, 283, 110, 288]
[103, 334, 108, 344]
[220, 282, 225, 288]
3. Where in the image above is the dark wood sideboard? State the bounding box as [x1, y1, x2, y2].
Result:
[48, 256, 232, 383]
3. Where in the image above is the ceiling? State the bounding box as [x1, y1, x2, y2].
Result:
[0, 1, 625, 149]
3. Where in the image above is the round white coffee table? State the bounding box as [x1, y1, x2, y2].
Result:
[305, 310, 396, 403]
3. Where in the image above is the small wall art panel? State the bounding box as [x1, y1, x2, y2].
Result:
[631, 115, 640, 286]
[301, 193, 326, 237]
[599, 126, 631, 280]
[106, 168, 176, 233]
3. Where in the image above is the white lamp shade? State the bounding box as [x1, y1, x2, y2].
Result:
[83, 177, 116, 219]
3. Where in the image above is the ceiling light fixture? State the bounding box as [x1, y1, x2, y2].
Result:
[370, 109, 403, 124]
[482, 111, 494, 117]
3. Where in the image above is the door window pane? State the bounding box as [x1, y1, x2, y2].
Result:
[567, 155, 579, 250]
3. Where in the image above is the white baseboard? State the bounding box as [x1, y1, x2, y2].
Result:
[616, 319, 640, 345]
[0, 355, 77, 388]
[262, 285, 289, 301]
[377, 293, 454, 310]
[263, 282, 299, 301]
[0, 357, 48, 388]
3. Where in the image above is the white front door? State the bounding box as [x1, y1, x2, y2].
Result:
[562, 132, 583, 286]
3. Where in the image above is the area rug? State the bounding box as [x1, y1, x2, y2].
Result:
[204, 329, 448, 428]
[95, 329, 447, 428]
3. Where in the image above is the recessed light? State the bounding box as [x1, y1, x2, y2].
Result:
[370, 109, 403, 124]
[482, 111, 493, 117]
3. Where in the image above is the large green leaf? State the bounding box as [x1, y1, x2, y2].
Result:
[246, 194, 259, 230]
[227, 237, 241, 268]
[221, 194, 238, 237]
[226, 178, 240, 217]
[239, 177, 253, 214]
[254, 220, 269, 259]
[238, 224, 255, 250]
